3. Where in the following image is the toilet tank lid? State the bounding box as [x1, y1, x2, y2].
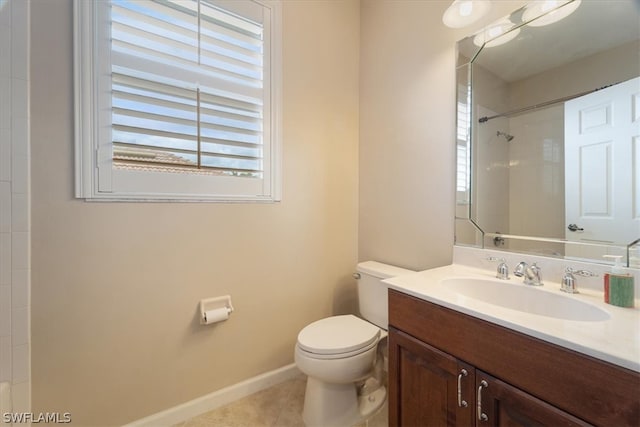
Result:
[357, 261, 414, 279]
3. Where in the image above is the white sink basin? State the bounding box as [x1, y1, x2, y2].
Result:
[440, 278, 610, 322]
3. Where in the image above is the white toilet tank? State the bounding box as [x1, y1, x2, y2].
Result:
[356, 261, 414, 329]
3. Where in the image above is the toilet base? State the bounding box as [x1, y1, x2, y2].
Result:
[358, 383, 387, 420]
[302, 376, 386, 427]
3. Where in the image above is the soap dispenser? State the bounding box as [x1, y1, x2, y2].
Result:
[603, 255, 635, 308]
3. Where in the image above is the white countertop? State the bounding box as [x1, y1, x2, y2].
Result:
[384, 263, 640, 373]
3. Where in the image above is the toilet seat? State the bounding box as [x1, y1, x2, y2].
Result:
[297, 315, 381, 358]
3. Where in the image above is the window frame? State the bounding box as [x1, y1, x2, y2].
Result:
[74, 0, 282, 202]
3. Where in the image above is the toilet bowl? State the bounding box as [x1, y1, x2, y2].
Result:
[295, 261, 413, 427]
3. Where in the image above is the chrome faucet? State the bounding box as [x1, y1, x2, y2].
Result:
[487, 257, 509, 280]
[561, 267, 598, 294]
[514, 262, 543, 286]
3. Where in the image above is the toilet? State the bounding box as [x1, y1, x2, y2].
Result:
[294, 261, 413, 427]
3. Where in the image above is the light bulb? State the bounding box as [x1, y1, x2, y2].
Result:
[459, 1, 473, 17]
[541, 0, 559, 13]
[473, 20, 520, 48]
[523, 0, 581, 27]
[443, 0, 492, 28]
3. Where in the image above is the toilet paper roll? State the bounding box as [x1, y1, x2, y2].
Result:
[203, 307, 230, 325]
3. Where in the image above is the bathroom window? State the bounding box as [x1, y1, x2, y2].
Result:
[74, 0, 282, 201]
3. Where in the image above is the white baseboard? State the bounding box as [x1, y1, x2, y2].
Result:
[123, 364, 301, 427]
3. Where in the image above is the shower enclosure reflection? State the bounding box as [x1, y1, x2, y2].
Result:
[455, 0, 640, 266]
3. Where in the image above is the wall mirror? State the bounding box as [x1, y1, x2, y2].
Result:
[455, 0, 640, 267]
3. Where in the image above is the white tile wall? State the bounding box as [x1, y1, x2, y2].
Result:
[0, 233, 10, 285]
[0, 0, 30, 414]
[0, 182, 10, 233]
[0, 129, 10, 182]
[0, 78, 10, 129]
[0, 336, 10, 382]
[0, 286, 9, 338]
[0, 25, 10, 78]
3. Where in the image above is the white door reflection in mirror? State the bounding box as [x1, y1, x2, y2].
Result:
[564, 76, 640, 257]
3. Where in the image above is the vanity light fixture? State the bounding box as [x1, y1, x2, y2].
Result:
[443, 0, 492, 28]
[473, 19, 520, 48]
[523, 0, 582, 27]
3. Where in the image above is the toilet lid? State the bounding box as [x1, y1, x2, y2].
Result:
[297, 315, 381, 355]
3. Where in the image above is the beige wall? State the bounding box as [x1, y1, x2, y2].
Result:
[509, 40, 640, 111]
[30, 0, 360, 424]
[358, 0, 526, 270]
[29, 0, 534, 423]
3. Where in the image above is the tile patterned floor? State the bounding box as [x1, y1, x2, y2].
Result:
[175, 375, 388, 427]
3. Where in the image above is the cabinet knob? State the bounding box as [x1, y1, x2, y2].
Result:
[477, 380, 489, 422]
[457, 369, 468, 408]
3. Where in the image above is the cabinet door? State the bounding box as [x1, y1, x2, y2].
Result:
[475, 371, 591, 427]
[389, 327, 474, 427]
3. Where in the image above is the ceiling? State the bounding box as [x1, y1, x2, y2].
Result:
[459, 0, 640, 83]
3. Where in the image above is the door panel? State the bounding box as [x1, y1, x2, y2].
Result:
[565, 76, 640, 252]
[476, 371, 591, 427]
[389, 328, 474, 427]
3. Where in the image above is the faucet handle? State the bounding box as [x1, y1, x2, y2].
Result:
[530, 263, 543, 285]
[561, 269, 578, 293]
[561, 268, 598, 294]
[487, 257, 509, 280]
[514, 261, 527, 277]
[568, 267, 598, 278]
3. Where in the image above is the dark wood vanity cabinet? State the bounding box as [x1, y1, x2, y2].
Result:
[388, 290, 640, 427]
[390, 328, 587, 427]
[390, 328, 475, 426]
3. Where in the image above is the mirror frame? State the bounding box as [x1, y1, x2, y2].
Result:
[453, 0, 638, 267]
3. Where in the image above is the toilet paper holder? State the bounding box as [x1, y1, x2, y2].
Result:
[200, 295, 234, 325]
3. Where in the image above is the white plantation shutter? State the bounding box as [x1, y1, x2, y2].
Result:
[456, 84, 471, 201]
[111, 0, 264, 176]
[74, 0, 281, 201]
